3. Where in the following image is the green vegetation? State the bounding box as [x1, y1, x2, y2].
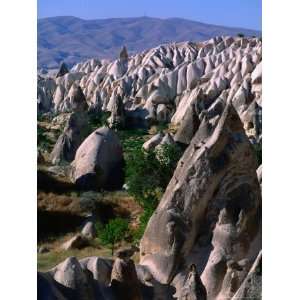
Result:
[37, 126, 53, 151]
[88, 111, 111, 130]
[125, 143, 183, 240]
[237, 33, 245, 38]
[126, 143, 183, 206]
[96, 218, 129, 255]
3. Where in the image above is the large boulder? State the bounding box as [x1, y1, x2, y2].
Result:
[140, 102, 261, 299]
[72, 127, 124, 190]
[50, 112, 90, 164]
[51, 257, 95, 300]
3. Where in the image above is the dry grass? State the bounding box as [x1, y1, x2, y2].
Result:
[38, 236, 140, 272]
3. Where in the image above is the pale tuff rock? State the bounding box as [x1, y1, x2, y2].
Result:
[50, 111, 90, 164]
[111, 257, 142, 300]
[79, 256, 113, 286]
[81, 221, 96, 240]
[37, 76, 56, 113]
[178, 264, 207, 300]
[61, 234, 88, 251]
[72, 127, 124, 190]
[231, 251, 262, 300]
[142, 132, 164, 151]
[140, 102, 261, 298]
[38, 37, 261, 143]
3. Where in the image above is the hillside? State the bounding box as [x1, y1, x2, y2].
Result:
[38, 16, 260, 69]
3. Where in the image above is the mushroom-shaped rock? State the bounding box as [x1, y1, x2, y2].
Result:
[72, 127, 124, 190]
[178, 264, 207, 300]
[140, 102, 261, 290]
[50, 112, 90, 164]
[56, 62, 69, 78]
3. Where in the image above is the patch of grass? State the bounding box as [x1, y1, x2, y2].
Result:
[37, 126, 53, 151]
[37, 244, 112, 272]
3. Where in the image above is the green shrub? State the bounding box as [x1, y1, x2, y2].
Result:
[37, 126, 52, 151]
[126, 144, 182, 206]
[237, 33, 245, 38]
[126, 143, 183, 240]
[88, 111, 111, 130]
[97, 218, 129, 255]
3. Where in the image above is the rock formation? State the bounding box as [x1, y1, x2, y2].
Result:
[56, 62, 69, 78]
[71, 127, 124, 190]
[37, 36, 262, 300]
[140, 102, 261, 299]
[38, 36, 262, 143]
[50, 111, 90, 164]
[178, 264, 207, 300]
[110, 248, 142, 300]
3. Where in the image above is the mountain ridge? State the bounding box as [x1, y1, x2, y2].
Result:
[38, 16, 260, 69]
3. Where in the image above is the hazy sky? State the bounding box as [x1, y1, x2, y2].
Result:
[38, 0, 262, 30]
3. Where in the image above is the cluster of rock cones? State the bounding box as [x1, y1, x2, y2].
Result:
[37, 35, 262, 299]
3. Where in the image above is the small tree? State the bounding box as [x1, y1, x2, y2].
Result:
[237, 33, 245, 38]
[98, 218, 129, 255]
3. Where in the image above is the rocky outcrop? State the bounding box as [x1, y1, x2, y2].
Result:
[111, 256, 142, 300]
[50, 112, 90, 164]
[81, 221, 96, 240]
[56, 62, 69, 78]
[232, 251, 262, 300]
[71, 127, 124, 190]
[38, 37, 262, 143]
[61, 234, 89, 251]
[177, 264, 207, 300]
[140, 102, 261, 299]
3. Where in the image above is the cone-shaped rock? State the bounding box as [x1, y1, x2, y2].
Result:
[56, 62, 69, 78]
[140, 102, 261, 297]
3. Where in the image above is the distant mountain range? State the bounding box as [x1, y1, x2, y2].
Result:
[38, 16, 260, 69]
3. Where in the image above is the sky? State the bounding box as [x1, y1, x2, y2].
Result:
[38, 0, 261, 31]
